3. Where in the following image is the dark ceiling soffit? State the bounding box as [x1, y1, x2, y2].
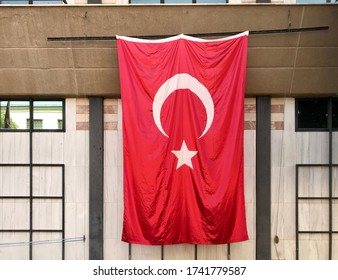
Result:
[47, 26, 329, 41]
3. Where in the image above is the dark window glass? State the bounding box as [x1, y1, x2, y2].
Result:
[297, 99, 328, 130]
[333, 98, 338, 130]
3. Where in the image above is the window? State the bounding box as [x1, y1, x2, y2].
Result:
[0, 0, 65, 4]
[333, 99, 338, 129]
[296, 98, 338, 131]
[296, 0, 336, 3]
[0, 99, 65, 132]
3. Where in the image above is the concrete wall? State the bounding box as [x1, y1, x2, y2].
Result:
[0, 5, 337, 98]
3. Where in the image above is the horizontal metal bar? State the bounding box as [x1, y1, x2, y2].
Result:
[0, 236, 85, 248]
[47, 26, 329, 41]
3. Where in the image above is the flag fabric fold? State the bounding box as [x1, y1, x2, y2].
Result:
[117, 32, 249, 245]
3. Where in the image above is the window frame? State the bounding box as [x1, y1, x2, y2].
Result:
[0, 98, 66, 133]
[0, 0, 65, 4]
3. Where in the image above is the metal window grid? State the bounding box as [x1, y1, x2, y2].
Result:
[0, 98, 66, 260]
[295, 97, 337, 260]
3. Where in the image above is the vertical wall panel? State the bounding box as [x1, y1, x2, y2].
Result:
[33, 133, 64, 164]
[103, 99, 129, 260]
[0, 199, 30, 229]
[333, 132, 338, 164]
[333, 234, 338, 260]
[196, 245, 228, 260]
[0, 232, 30, 260]
[1, 133, 29, 163]
[163, 245, 195, 260]
[32, 232, 62, 260]
[230, 241, 256, 260]
[298, 234, 329, 260]
[0, 166, 30, 196]
[32, 166, 63, 197]
[271, 98, 297, 260]
[104, 99, 129, 260]
[296, 132, 329, 164]
[32, 200, 63, 230]
[131, 245, 162, 260]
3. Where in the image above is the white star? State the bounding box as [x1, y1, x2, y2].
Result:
[171, 140, 198, 169]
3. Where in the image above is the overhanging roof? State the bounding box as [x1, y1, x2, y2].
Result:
[0, 4, 337, 98]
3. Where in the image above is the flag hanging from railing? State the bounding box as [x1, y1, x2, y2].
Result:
[117, 32, 249, 245]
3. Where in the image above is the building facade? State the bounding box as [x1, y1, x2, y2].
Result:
[0, 3, 337, 260]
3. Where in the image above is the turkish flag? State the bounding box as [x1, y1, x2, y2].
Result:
[117, 32, 249, 245]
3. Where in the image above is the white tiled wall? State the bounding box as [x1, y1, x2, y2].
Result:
[1, 96, 335, 260]
[271, 97, 336, 260]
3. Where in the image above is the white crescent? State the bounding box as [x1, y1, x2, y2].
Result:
[152, 73, 214, 139]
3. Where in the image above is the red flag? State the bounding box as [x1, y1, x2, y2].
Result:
[4, 101, 10, 128]
[117, 32, 249, 245]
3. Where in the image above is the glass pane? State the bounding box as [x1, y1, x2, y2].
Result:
[297, 99, 328, 129]
[165, 0, 191, 2]
[33, 0, 64, 3]
[333, 98, 338, 129]
[0, 0, 64, 3]
[197, 0, 226, 2]
[33, 101, 63, 130]
[0, 101, 30, 130]
[1, 1, 29, 4]
[130, 0, 160, 3]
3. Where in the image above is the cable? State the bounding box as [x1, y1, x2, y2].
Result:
[0, 236, 85, 248]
